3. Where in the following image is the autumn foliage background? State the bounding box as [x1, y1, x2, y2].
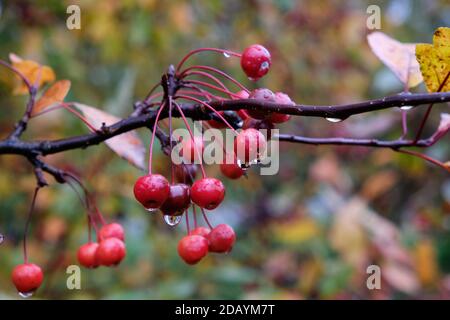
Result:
[1, 0, 450, 299]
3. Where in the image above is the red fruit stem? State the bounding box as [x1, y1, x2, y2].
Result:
[148, 102, 167, 174]
[168, 97, 175, 183]
[181, 65, 249, 93]
[183, 71, 235, 99]
[172, 100, 207, 178]
[176, 48, 241, 73]
[65, 178, 100, 238]
[182, 84, 222, 101]
[185, 209, 191, 235]
[178, 89, 216, 100]
[396, 149, 450, 173]
[200, 207, 213, 230]
[185, 79, 242, 99]
[0, 59, 32, 93]
[143, 82, 162, 104]
[414, 71, 450, 143]
[192, 204, 198, 229]
[176, 95, 238, 135]
[23, 186, 40, 264]
[61, 103, 98, 132]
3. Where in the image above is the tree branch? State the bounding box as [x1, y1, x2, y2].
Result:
[0, 90, 449, 183]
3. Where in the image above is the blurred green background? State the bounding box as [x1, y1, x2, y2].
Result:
[0, 0, 450, 299]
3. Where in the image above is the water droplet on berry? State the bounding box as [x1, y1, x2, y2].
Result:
[18, 291, 33, 299]
[248, 77, 257, 81]
[236, 159, 250, 171]
[145, 208, 158, 214]
[325, 117, 342, 123]
[0, 234, 4, 244]
[400, 105, 413, 111]
[223, 52, 231, 58]
[259, 61, 270, 72]
[164, 215, 182, 227]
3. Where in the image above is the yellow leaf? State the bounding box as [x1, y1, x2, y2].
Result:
[414, 238, 439, 286]
[367, 32, 423, 88]
[10, 54, 56, 95]
[32, 80, 71, 116]
[272, 217, 320, 245]
[416, 27, 450, 92]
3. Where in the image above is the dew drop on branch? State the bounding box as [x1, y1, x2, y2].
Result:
[164, 215, 182, 227]
[325, 117, 343, 123]
[0, 234, 4, 244]
[400, 105, 413, 111]
[223, 52, 231, 58]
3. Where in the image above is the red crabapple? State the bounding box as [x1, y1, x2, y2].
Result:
[234, 128, 267, 164]
[11, 263, 44, 294]
[208, 224, 236, 253]
[160, 183, 191, 216]
[177, 235, 209, 265]
[77, 242, 100, 268]
[134, 174, 170, 209]
[240, 44, 271, 81]
[191, 178, 225, 210]
[96, 238, 126, 267]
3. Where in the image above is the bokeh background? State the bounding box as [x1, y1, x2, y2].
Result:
[0, 0, 450, 299]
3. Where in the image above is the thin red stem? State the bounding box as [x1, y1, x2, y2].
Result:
[193, 204, 198, 229]
[172, 101, 207, 178]
[185, 80, 242, 99]
[414, 71, 450, 143]
[176, 95, 238, 135]
[185, 209, 190, 234]
[397, 148, 450, 173]
[168, 97, 175, 183]
[0, 60, 32, 93]
[176, 48, 241, 72]
[181, 65, 249, 93]
[183, 71, 234, 99]
[200, 207, 213, 229]
[143, 82, 162, 103]
[23, 186, 40, 264]
[148, 102, 167, 174]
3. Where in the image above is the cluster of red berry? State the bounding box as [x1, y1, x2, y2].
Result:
[133, 44, 295, 265]
[77, 222, 126, 268]
[10, 44, 297, 297]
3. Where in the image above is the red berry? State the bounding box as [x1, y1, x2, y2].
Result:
[267, 92, 295, 123]
[208, 224, 236, 253]
[96, 238, 126, 266]
[237, 109, 250, 121]
[242, 118, 275, 140]
[160, 183, 191, 216]
[98, 223, 125, 241]
[234, 128, 267, 163]
[77, 242, 100, 268]
[181, 136, 204, 163]
[175, 164, 198, 185]
[11, 263, 44, 294]
[247, 88, 276, 119]
[177, 235, 209, 265]
[220, 162, 244, 179]
[240, 44, 271, 81]
[189, 226, 211, 238]
[134, 174, 170, 209]
[191, 178, 225, 210]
